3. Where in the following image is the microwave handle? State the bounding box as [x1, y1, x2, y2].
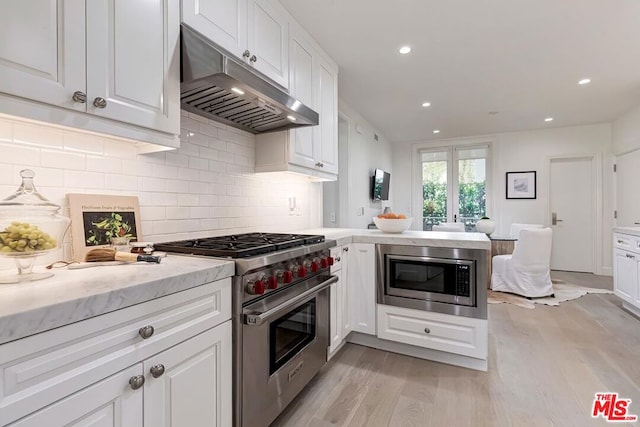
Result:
[244, 275, 338, 326]
[387, 254, 474, 267]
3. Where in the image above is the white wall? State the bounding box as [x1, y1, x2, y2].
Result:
[0, 112, 322, 266]
[323, 100, 394, 229]
[392, 123, 614, 275]
[612, 104, 640, 155]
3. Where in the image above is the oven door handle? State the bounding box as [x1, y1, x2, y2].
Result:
[244, 275, 338, 326]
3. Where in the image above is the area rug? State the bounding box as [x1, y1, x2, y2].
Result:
[487, 280, 613, 309]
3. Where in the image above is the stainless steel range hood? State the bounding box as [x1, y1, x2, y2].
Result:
[180, 24, 318, 134]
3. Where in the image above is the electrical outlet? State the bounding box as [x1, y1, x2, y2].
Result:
[356, 207, 364, 216]
[330, 212, 336, 222]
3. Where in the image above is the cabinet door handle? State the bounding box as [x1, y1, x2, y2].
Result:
[424, 327, 431, 334]
[626, 254, 635, 259]
[93, 97, 107, 108]
[335, 256, 341, 262]
[72, 91, 86, 103]
[343, 247, 349, 252]
[129, 375, 145, 390]
[243, 50, 251, 58]
[138, 325, 155, 339]
[250, 55, 257, 63]
[618, 240, 625, 244]
[150, 364, 165, 378]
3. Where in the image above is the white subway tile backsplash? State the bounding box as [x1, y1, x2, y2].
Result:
[188, 156, 209, 170]
[178, 193, 200, 206]
[0, 118, 12, 142]
[1, 142, 41, 165]
[166, 206, 190, 220]
[0, 113, 319, 247]
[105, 173, 138, 191]
[64, 170, 105, 189]
[87, 155, 122, 174]
[165, 179, 190, 193]
[138, 177, 166, 192]
[178, 167, 200, 181]
[166, 152, 189, 167]
[14, 122, 63, 148]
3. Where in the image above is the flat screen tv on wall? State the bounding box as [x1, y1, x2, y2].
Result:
[371, 169, 390, 201]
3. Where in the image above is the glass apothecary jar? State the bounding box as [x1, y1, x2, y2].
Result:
[0, 169, 71, 284]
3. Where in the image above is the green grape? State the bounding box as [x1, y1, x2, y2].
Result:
[0, 222, 57, 253]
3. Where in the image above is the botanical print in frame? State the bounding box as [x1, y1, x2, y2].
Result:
[67, 194, 142, 261]
[506, 171, 537, 199]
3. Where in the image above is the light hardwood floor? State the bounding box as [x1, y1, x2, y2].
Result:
[272, 272, 640, 427]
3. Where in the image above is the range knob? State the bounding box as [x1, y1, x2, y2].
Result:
[320, 257, 329, 268]
[290, 263, 307, 278]
[266, 275, 278, 289]
[277, 269, 293, 284]
[327, 256, 335, 266]
[303, 258, 320, 273]
[246, 279, 265, 295]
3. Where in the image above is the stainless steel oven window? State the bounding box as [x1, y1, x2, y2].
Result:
[270, 299, 316, 374]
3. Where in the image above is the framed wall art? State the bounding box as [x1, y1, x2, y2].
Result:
[67, 193, 142, 261]
[506, 171, 536, 199]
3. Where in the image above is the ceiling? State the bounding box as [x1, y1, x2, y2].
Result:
[279, 0, 640, 143]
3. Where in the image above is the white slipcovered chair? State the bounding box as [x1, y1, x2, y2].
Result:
[432, 222, 465, 232]
[491, 228, 554, 298]
[509, 223, 544, 238]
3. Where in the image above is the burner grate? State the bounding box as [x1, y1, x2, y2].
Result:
[154, 233, 325, 258]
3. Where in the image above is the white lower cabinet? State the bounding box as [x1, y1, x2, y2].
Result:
[9, 364, 143, 427]
[613, 232, 640, 316]
[348, 243, 376, 335]
[328, 244, 351, 358]
[144, 323, 232, 427]
[377, 304, 488, 360]
[0, 279, 232, 427]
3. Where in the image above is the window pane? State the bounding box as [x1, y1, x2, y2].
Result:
[458, 157, 486, 231]
[422, 155, 447, 231]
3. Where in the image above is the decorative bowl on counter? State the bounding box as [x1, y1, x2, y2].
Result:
[0, 169, 70, 284]
[372, 216, 413, 233]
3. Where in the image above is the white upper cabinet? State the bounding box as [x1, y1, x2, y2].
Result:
[0, 0, 86, 112]
[255, 21, 339, 180]
[247, 0, 289, 88]
[316, 56, 338, 174]
[181, 0, 248, 58]
[0, 0, 180, 149]
[86, 0, 180, 135]
[183, 0, 289, 88]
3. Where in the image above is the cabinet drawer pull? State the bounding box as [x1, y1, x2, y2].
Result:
[243, 50, 251, 58]
[618, 240, 625, 244]
[93, 97, 107, 108]
[335, 256, 341, 262]
[150, 364, 165, 378]
[626, 254, 635, 259]
[424, 327, 431, 334]
[343, 247, 349, 252]
[72, 91, 86, 103]
[129, 375, 145, 390]
[250, 55, 257, 63]
[138, 325, 155, 339]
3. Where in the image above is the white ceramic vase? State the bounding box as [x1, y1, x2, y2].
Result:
[475, 218, 496, 235]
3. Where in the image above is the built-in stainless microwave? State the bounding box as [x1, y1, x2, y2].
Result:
[376, 244, 488, 319]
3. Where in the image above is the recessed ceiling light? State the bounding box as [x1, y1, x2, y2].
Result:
[188, 132, 195, 137]
[286, 115, 297, 121]
[578, 78, 591, 85]
[422, 102, 431, 108]
[544, 117, 554, 122]
[231, 87, 245, 95]
[433, 130, 440, 134]
[399, 46, 411, 54]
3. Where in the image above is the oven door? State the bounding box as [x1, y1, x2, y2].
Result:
[385, 255, 475, 306]
[241, 274, 336, 427]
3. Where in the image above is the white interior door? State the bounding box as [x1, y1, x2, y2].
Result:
[549, 157, 595, 272]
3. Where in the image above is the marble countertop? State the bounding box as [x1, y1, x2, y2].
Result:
[0, 255, 234, 345]
[298, 228, 491, 250]
[613, 227, 640, 237]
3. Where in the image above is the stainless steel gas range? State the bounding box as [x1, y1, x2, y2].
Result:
[155, 233, 337, 427]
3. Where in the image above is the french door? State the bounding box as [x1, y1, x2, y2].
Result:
[419, 145, 489, 231]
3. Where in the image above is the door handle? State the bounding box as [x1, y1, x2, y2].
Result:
[551, 212, 564, 225]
